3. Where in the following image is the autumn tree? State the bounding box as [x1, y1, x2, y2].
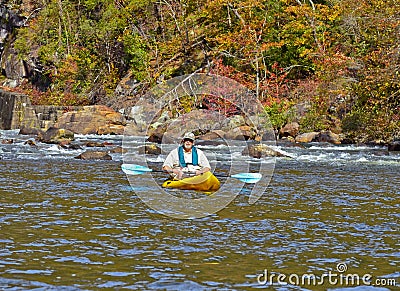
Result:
[338, 0, 400, 141]
[9, 0, 400, 141]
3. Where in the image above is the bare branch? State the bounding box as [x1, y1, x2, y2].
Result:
[227, 3, 245, 26]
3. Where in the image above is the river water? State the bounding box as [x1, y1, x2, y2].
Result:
[0, 129, 399, 290]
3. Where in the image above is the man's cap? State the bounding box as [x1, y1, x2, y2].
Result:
[182, 132, 195, 141]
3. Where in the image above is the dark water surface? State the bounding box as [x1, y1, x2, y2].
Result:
[0, 131, 399, 290]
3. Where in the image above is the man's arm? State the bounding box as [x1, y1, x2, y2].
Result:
[162, 149, 183, 179]
[195, 149, 211, 175]
[195, 167, 210, 176]
[163, 165, 184, 179]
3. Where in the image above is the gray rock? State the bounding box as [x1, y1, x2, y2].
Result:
[55, 105, 126, 135]
[19, 126, 42, 136]
[279, 122, 299, 138]
[137, 144, 162, 155]
[388, 141, 400, 152]
[295, 132, 319, 143]
[37, 127, 74, 144]
[74, 151, 112, 160]
[242, 143, 286, 158]
[315, 131, 341, 144]
[85, 141, 105, 147]
[1, 139, 13, 144]
[224, 126, 256, 140]
[24, 139, 37, 147]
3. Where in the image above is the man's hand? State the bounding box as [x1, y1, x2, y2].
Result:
[172, 168, 183, 180]
[163, 166, 183, 180]
[195, 167, 210, 176]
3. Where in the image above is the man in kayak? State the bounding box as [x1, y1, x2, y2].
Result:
[162, 132, 211, 180]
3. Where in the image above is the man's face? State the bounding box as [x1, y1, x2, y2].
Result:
[183, 139, 194, 150]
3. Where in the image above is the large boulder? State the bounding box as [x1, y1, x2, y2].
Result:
[147, 123, 175, 144]
[242, 143, 286, 158]
[198, 130, 225, 141]
[295, 131, 341, 144]
[37, 127, 74, 144]
[74, 151, 112, 160]
[224, 126, 256, 140]
[97, 124, 125, 135]
[295, 132, 319, 143]
[224, 115, 246, 129]
[137, 144, 162, 155]
[56, 105, 126, 135]
[388, 141, 400, 152]
[122, 103, 158, 130]
[279, 122, 299, 138]
[167, 109, 226, 133]
[146, 109, 226, 144]
[315, 131, 341, 144]
[19, 126, 42, 136]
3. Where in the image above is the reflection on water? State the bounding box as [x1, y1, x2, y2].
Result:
[0, 131, 399, 290]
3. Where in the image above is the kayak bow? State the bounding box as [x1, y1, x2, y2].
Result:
[162, 171, 220, 191]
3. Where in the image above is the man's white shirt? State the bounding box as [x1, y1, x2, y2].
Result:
[163, 147, 211, 169]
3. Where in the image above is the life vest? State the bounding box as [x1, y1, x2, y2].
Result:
[178, 146, 198, 167]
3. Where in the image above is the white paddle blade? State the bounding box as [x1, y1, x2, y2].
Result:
[231, 173, 262, 183]
[121, 164, 153, 175]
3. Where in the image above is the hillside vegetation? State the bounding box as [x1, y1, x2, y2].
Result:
[6, 0, 400, 142]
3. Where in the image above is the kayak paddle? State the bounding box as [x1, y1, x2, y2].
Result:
[121, 164, 262, 184]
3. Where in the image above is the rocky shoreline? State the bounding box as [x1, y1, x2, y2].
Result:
[1, 90, 399, 161]
[1, 108, 399, 162]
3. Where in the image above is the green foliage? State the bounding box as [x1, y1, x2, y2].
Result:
[264, 100, 294, 130]
[6, 0, 400, 141]
[342, 110, 367, 133]
[299, 109, 330, 132]
[12, 28, 30, 61]
[342, 108, 400, 142]
[123, 33, 149, 81]
[13, 0, 156, 105]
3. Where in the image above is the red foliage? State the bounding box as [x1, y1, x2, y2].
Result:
[259, 62, 291, 105]
[201, 94, 240, 117]
[209, 58, 255, 90]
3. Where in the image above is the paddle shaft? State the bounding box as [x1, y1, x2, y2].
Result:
[121, 164, 262, 183]
[128, 168, 251, 180]
[137, 168, 216, 177]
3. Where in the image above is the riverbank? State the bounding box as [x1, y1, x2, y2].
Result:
[1, 128, 399, 166]
[2, 89, 400, 153]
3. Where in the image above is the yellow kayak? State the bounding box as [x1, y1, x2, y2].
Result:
[162, 171, 220, 192]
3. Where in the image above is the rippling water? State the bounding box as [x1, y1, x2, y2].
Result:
[0, 130, 399, 290]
